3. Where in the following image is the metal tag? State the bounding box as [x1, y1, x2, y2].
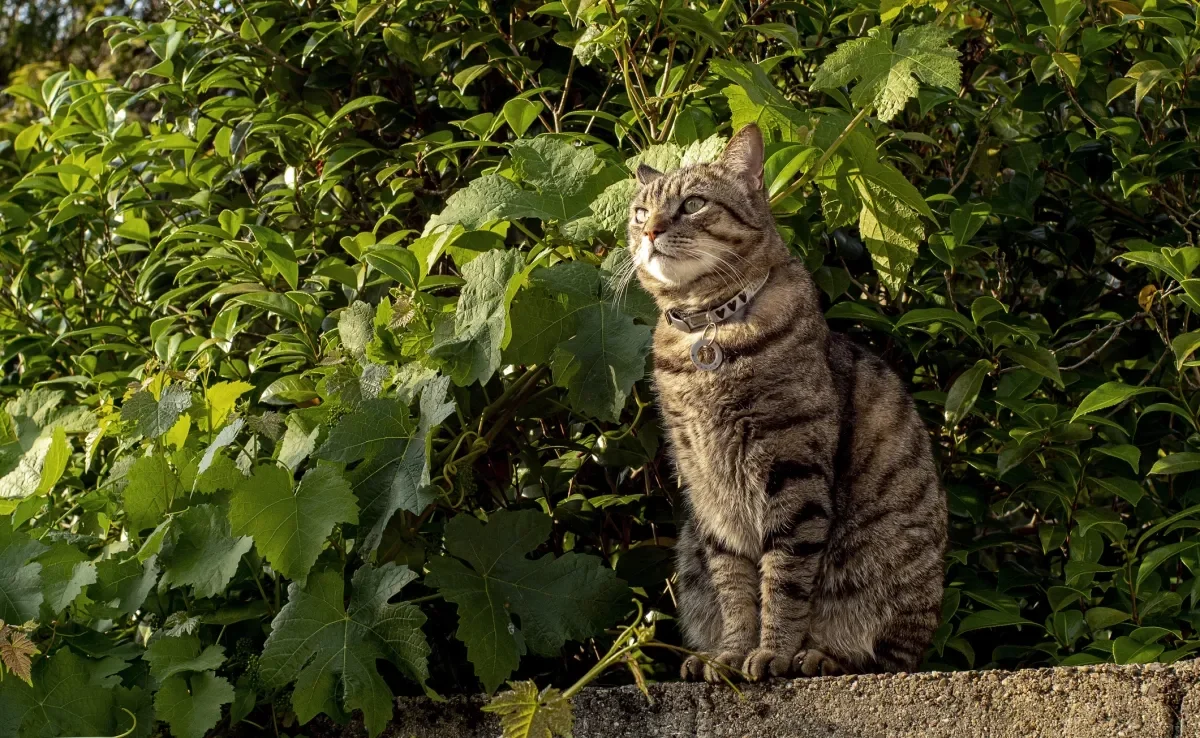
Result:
[690, 324, 723, 371]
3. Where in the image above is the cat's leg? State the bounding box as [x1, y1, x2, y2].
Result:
[674, 517, 723, 680]
[699, 542, 760, 683]
[744, 460, 833, 681]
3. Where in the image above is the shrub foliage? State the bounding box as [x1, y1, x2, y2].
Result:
[1, 0, 1200, 734]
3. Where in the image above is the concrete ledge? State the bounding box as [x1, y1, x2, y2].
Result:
[329, 663, 1200, 738]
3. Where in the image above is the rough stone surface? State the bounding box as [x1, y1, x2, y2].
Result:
[321, 663, 1200, 738]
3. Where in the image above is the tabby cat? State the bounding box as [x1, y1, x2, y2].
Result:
[628, 124, 947, 682]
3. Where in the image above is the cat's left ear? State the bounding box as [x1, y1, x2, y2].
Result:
[719, 124, 764, 191]
[636, 164, 662, 185]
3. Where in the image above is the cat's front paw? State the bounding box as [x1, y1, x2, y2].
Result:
[702, 650, 747, 683]
[680, 654, 705, 681]
[793, 648, 846, 677]
[743, 647, 798, 681]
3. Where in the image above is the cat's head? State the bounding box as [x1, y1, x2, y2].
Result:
[627, 124, 783, 303]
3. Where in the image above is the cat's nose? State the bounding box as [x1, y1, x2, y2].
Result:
[644, 226, 662, 242]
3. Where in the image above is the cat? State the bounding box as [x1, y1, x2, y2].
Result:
[627, 123, 947, 683]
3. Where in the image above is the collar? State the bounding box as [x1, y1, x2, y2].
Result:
[664, 270, 771, 333]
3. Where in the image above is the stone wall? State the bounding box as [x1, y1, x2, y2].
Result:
[323, 663, 1200, 738]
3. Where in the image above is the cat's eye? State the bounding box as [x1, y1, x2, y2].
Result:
[683, 196, 706, 214]
[634, 207, 649, 224]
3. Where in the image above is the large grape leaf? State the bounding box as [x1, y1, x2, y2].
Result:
[811, 24, 961, 122]
[506, 262, 651, 421]
[259, 563, 429, 737]
[855, 178, 924, 297]
[160, 504, 253, 599]
[430, 248, 525, 386]
[552, 305, 651, 422]
[36, 541, 96, 614]
[91, 554, 159, 619]
[712, 59, 813, 134]
[424, 510, 629, 693]
[811, 111, 932, 292]
[154, 672, 234, 738]
[143, 635, 225, 681]
[0, 390, 94, 501]
[0, 649, 125, 738]
[316, 378, 455, 553]
[229, 464, 357, 584]
[424, 138, 618, 236]
[0, 520, 46, 624]
[121, 386, 193, 439]
[505, 261, 600, 366]
[122, 453, 185, 532]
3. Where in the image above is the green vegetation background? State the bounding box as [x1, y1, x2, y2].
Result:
[1, 0, 1199, 735]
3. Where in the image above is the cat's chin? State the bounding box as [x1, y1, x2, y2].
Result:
[635, 242, 714, 288]
[640, 254, 715, 289]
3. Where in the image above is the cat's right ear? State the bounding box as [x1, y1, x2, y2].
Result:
[720, 123, 764, 190]
[636, 164, 662, 185]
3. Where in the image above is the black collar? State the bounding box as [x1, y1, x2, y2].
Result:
[664, 270, 771, 333]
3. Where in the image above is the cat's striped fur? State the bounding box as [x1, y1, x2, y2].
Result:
[628, 124, 946, 682]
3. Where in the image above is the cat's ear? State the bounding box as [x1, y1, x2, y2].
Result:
[636, 164, 662, 185]
[720, 124, 764, 190]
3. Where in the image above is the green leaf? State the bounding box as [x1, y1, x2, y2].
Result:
[144, 635, 226, 682]
[233, 292, 305, 324]
[259, 564, 430, 737]
[484, 681, 575, 738]
[0, 649, 120, 738]
[248, 225, 299, 290]
[33, 425, 68, 495]
[1071, 382, 1161, 422]
[1112, 635, 1164, 665]
[122, 453, 185, 532]
[895, 308, 978, 339]
[1137, 540, 1200, 590]
[1091, 477, 1145, 506]
[1092, 444, 1140, 475]
[230, 464, 358, 584]
[812, 24, 961, 121]
[1171, 330, 1200, 370]
[945, 360, 992, 426]
[320, 379, 455, 552]
[1084, 606, 1130, 632]
[551, 304, 651, 422]
[431, 248, 525, 386]
[339, 301, 375, 358]
[91, 555, 159, 619]
[425, 138, 612, 235]
[425, 510, 629, 693]
[951, 203, 991, 250]
[1149, 452, 1200, 476]
[365, 247, 421, 290]
[327, 95, 389, 127]
[115, 216, 151, 242]
[1052, 52, 1081, 86]
[121, 386, 193, 439]
[957, 608, 1040, 635]
[502, 98, 544, 137]
[154, 672, 234, 738]
[161, 504, 253, 599]
[36, 541, 96, 614]
[0, 520, 47, 623]
[855, 178, 925, 295]
[1004, 346, 1064, 388]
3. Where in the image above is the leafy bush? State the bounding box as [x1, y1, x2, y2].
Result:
[2, 0, 1200, 735]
